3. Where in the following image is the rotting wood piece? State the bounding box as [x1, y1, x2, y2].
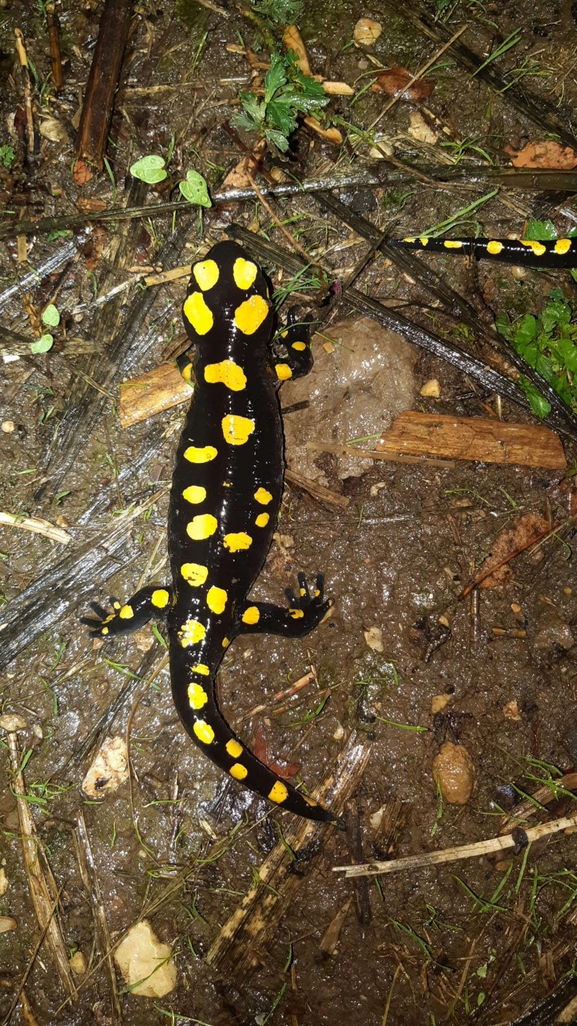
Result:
[377, 411, 566, 470]
[206, 731, 370, 975]
[75, 0, 134, 169]
[119, 362, 192, 428]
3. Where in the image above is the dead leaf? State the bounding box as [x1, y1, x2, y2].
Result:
[283, 24, 311, 76]
[504, 141, 577, 169]
[303, 115, 343, 144]
[371, 66, 435, 102]
[73, 159, 93, 185]
[39, 118, 69, 143]
[464, 513, 550, 594]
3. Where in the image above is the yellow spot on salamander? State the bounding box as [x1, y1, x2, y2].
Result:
[181, 562, 208, 586]
[254, 487, 273, 505]
[291, 341, 307, 351]
[222, 414, 255, 446]
[187, 514, 218, 540]
[192, 663, 210, 676]
[233, 294, 269, 335]
[275, 363, 292, 381]
[193, 258, 219, 291]
[204, 360, 247, 392]
[419, 237, 429, 246]
[101, 626, 109, 635]
[224, 532, 252, 553]
[299, 587, 306, 597]
[289, 608, 304, 619]
[183, 291, 214, 335]
[520, 239, 547, 256]
[230, 763, 248, 780]
[233, 257, 257, 290]
[226, 738, 243, 758]
[184, 445, 217, 464]
[183, 485, 206, 504]
[188, 681, 209, 710]
[206, 586, 227, 614]
[222, 637, 230, 648]
[443, 240, 463, 249]
[268, 781, 289, 804]
[181, 362, 193, 383]
[178, 619, 206, 646]
[255, 512, 270, 528]
[151, 589, 170, 608]
[193, 719, 215, 744]
[242, 605, 260, 625]
[119, 605, 134, 619]
[554, 239, 572, 255]
[486, 240, 504, 255]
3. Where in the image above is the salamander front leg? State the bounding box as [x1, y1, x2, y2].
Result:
[238, 573, 332, 637]
[272, 307, 314, 382]
[81, 584, 172, 637]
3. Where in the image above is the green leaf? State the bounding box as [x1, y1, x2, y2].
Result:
[179, 169, 211, 207]
[264, 52, 287, 103]
[514, 314, 537, 347]
[265, 127, 290, 151]
[266, 97, 298, 136]
[30, 334, 54, 354]
[129, 155, 167, 185]
[525, 217, 556, 241]
[42, 304, 60, 327]
[518, 378, 551, 419]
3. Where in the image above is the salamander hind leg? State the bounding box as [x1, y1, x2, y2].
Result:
[238, 573, 332, 637]
[81, 584, 172, 637]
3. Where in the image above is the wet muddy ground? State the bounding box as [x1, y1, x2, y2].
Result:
[2, 1, 577, 1024]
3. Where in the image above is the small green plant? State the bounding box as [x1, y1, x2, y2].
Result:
[129, 156, 211, 207]
[496, 287, 577, 418]
[235, 50, 329, 152]
[0, 145, 15, 168]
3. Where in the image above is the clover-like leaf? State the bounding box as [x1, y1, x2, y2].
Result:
[42, 304, 60, 327]
[179, 170, 211, 207]
[30, 334, 54, 354]
[130, 155, 167, 184]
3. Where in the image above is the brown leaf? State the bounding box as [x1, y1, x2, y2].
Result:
[73, 159, 93, 185]
[467, 513, 550, 593]
[504, 141, 577, 169]
[371, 66, 435, 101]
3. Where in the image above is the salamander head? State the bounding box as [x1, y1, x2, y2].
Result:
[182, 239, 273, 350]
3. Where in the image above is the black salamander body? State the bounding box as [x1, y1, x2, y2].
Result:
[390, 236, 577, 268]
[83, 240, 342, 829]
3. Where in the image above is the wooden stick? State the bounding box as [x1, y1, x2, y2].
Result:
[307, 439, 455, 468]
[75, 0, 133, 169]
[377, 411, 566, 469]
[45, 3, 63, 91]
[333, 811, 577, 878]
[0, 511, 71, 545]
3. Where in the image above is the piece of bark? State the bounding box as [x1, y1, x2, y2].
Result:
[119, 362, 192, 428]
[75, 0, 133, 169]
[377, 411, 566, 469]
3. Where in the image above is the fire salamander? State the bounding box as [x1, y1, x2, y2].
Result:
[390, 235, 577, 268]
[83, 239, 344, 829]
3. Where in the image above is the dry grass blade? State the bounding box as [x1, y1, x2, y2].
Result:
[0, 717, 76, 1002]
[333, 811, 577, 878]
[73, 812, 121, 1020]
